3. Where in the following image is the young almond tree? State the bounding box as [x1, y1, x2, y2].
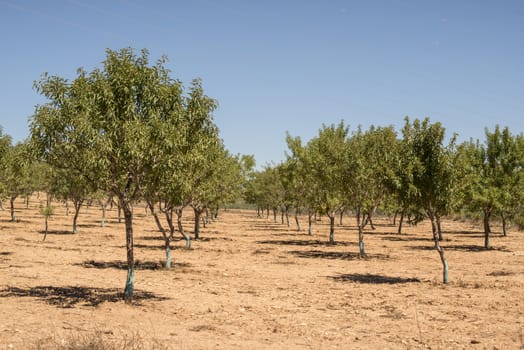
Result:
[303, 122, 350, 244]
[459, 126, 524, 248]
[142, 78, 219, 266]
[31, 48, 188, 302]
[402, 117, 458, 283]
[48, 166, 95, 234]
[0, 128, 12, 214]
[1, 142, 32, 222]
[346, 125, 398, 256]
[285, 134, 322, 235]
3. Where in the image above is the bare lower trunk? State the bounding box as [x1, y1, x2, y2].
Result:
[357, 209, 366, 256]
[117, 202, 122, 224]
[177, 208, 191, 249]
[273, 208, 277, 223]
[101, 204, 106, 227]
[194, 207, 202, 240]
[10, 196, 16, 222]
[328, 213, 335, 244]
[436, 215, 443, 241]
[501, 213, 508, 237]
[398, 208, 405, 235]
[72, 200, 82, 234]
[430, 213, 448, 283]
[393, 210, 398, 226]
[308, 210, 313, 235]
[122, 201, 135, 303]
[294, 208, 301, 231]
[339, 209, 344, 226]
[149, 202, 174, 269]
[483, 208, 492, 249]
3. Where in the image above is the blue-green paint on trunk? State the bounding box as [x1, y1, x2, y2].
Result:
[359, 240, 366, 256]
[185, 236, 191, 249]
[443, 261, 449, 284]
[124, 267, 135, 300]
[165, 245, 172, 269]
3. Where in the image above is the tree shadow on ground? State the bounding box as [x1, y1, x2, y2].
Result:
[76, 260, 191, 270]
[38, 230, 74, 236]
[256, 239, 354, 247]
[330, 273, 420, 284]
[77, 224, 103, 229]
[289, 250, 389, 261]
[195, 236, 233, 242]
[380, 236, 435, 242]
[0, 252, 13, 256]
[133, 243, 177, 250]
[409, 244, 512, 252]
[246, 226, 300, 233]
[0, 285, 168, 308]
[137, 235, 185, 242]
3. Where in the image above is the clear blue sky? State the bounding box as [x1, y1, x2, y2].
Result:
[1, 0, 523, 166]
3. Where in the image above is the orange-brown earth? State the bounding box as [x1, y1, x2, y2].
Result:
[0, 197, 523, 349]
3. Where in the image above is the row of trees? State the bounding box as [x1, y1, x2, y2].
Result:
[245, 119, 524, 283]
[1, 48, 251, 302]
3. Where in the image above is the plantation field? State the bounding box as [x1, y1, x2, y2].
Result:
[0, 198, 523, 349]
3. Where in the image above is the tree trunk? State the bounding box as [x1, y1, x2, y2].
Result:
[117, 202, 122, 223]
[149, 202, 174, 268]
[356, 209, 366, 256]
[9, 196, 16, 222]
[393, 210, 398, 226]
[281, 208, 285, 225]
[339, 209, 344, 226]
[42, 193, 51, 242]
[398, 208, 405, 235]
[483, 208, 491, 249]
[308, 210, 313, 235]
[483, 208, 491, 233]
[430, 213, 449, 283]
[501, 213, 508, 237]
[122, 201, 135, 303]
[294, 207, 301, 231]
[285, 207, 290, 227]
[194, 207, 201, 240]
[65, 201, 69, 216]
[273, 208, 277, 223]
[72, 200, 82, 234]
[101, 203, 106, 227]
[0, 198, 4, 211]
[44, 216, 48, 241]
[177, 208, 191, 249]
[436, 215, 443, 241]
[328, 213, 335, 244]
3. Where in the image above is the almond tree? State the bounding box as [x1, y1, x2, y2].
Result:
[459, 126, 524, 248]
[31, 48, 185, 302]
[402, 117, 458, 283]
[1, 141, 32, 222]
[285, 134, 322, 235]
[302, 122, 349, 244]
[0, 128, 12, 213]
[346, 125, 398, 256]
[142, 78, 219, 266]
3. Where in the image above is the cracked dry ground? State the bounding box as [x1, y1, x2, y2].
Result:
[0, 199, 523, 349]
